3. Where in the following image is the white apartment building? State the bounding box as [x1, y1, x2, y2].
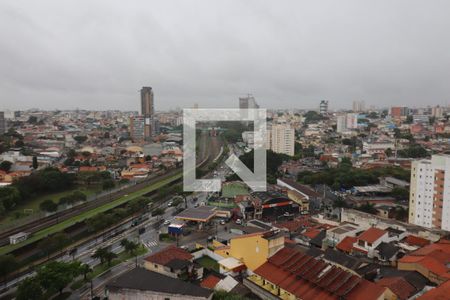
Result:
[409, 155, 450, 231]
[336, 115, 347, 133]
[352, 100, 365, 112]
[363, 141, 395, 155]
[266, 124, 295, 156]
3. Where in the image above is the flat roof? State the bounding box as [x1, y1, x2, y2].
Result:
[175, 206, 217, 222]
[219, 257, 244, 269]
[354, 185, 392, 193]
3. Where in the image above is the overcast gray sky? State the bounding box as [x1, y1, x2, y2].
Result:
[1, 0, 449, 111]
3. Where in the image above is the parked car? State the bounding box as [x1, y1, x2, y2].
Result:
[167, 201, 173, 207]
[219, 219, 226, 225]
[235, 219, 242, 225]
[163, 219, 171, 225]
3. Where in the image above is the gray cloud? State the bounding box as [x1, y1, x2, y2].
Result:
[0, 0, 449, 111]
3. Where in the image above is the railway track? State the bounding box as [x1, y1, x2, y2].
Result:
[0, 170, 181, 247]
[0, 137, 217, 247]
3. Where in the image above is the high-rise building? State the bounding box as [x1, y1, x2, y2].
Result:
[140, 87, 155, 140]
[432, 105, 444, 118]
[346, 113, 359, 129]
[352, 100, 365, 112]
[319, 100, 328, 115]
[239, 95, 259, 109]
[390, 106, 408, 118]
[336, 115, 347, 133]
[129, 115, 145, 142]
[409, 155, 450, 230]
[141, 87, 154, 117]
[266, 123, 295, 156]
[0, 112, 5, 135]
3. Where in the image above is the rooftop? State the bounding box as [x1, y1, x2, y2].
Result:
[175, 205, 217, 222]
[358, 227, 387, 243]
[144, 245, 192, 266]
[253, 247, 386, 300]
[106, 267, 212, 298]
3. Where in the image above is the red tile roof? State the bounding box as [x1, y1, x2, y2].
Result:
[253, 247, 385, 300]
[200, 274, 221, 289]
[336, 236, 357, 253]
[417, 279, 450, 300]
[377, 277, 415, 300]
[404, 235, 431, 247]
[144, 245, 193, 266]
[274, 217, 311, 232]
[302, 228, 321, 239]
[399, 240, 450, 282]
[358, 227, 387, 243]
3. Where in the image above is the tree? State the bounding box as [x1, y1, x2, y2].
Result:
[0, 160, 12, 172]
[120, 239, 139, 255]
[104, 251, 117, 266]
[74, 135, 88, 143]
[391, 187, 409, 200]
[0, 254, 19, 283]
[27, 116, 38, 124]
[80, 263, 92, 280]
[394, 206, 408, 221]
[16, 277, 44, 300]
[0, 186, 21, 211]
[39, 233, 69, 258]
[102, 179, 115, 190]
[213, 291, 251, 300]
[398, 144, 428, 158]
[72, 190, 87, 202]
[39, 199, 58, 213]
[357, 202, 377, 215]
[385, 148, 393, 157]
[37, 261, 81, 295]
[32, 156, 38, 169]
[92, 247, 109, 265]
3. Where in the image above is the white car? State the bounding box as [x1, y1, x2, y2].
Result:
[235, 219, 242, 225]
[163, 220, 171, 225]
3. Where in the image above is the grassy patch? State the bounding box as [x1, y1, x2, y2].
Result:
[196, 256, 219, 272]
[70, 279, 85, 291]
[0, 187, 98, 226]
[0, 172, 181, 255]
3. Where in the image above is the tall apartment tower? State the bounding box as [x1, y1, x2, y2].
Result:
[266, 123, 295, 156]
[432, 105, 444, 118]
[352, 100, 365, 112]
[0, 112, 5, 135]
[239, 95, 259, 109]
[140, 87, 154, 140]
[129, 115, 145, 142]
[409, 155, 450, 230]
[336, 115, 347, 133]
[319, 100, 328, 115]
[141, 87, 154, 116]
[390, 106, 409, 118]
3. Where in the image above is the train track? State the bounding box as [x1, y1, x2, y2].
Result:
[0, 170, 182, 247]
[0, 137, 217, 248]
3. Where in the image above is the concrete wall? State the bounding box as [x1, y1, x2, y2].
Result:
[243, 278, 280, 300]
